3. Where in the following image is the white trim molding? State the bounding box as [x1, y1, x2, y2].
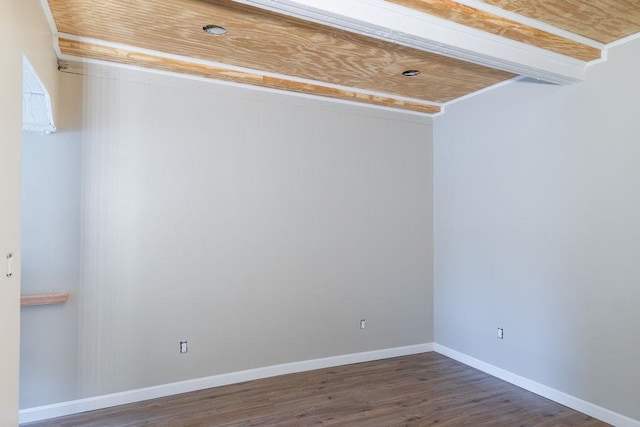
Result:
[54, 34, 442, 117]
[435, 344, 640, 427]
[19, 343, 434, 424]
[453, 0, 604, 50]
[55, 34, 441, 112]
[606, 31, 640, 49]
[57, 54, 442, 118]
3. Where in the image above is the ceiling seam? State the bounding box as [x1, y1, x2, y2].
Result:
[451, 0, 605, 50]
[54, 34, 442, 110]
[57, 54, 441, 118]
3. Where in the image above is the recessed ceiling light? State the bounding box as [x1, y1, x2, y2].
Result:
[402, 70, 421, 77]
[203, 25, 227, 36]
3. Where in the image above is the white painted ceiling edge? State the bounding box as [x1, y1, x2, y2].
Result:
[22, 56, 56, 134]
[231, 0, 593, 84]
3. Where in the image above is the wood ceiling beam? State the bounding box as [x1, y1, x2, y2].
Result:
[233, 0, 598, 84]
[384, 0, 601, 61]
[57, 38, 442, 115]
[480, 0, 640, 44]
[47, 0, 513, 106]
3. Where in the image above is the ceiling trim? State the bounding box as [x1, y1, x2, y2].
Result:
[385, 0, 601, 61]
[452, 0, 605, 52]
[605, 31, 640, 49]
[442, 75, 524, 109]
[56, 36, 442, 116]
[231, 0, 592, 85]
[39, 0, 58, 35]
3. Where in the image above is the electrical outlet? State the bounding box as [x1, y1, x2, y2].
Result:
[180, 341, 188, 353]
[497, 327, 504, 339]
[360, 319, 366, 329]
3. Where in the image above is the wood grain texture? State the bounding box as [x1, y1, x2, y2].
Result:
[58, 38, 441, 114]
[21, 353, 609, 426]
[47, 0, 515, 107]
[483, 0, 640, 44]
[20, 293, 69, 307]
[386, 0, 601, 61]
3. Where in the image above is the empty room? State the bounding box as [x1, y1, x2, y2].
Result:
[2, 1, 639, 426]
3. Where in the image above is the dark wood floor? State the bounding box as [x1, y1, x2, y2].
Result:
[24, 352, 608, 426]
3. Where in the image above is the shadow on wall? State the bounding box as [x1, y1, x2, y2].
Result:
[20, 67, 83, 409]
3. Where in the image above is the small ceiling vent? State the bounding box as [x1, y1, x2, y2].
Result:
[203, 25, 227, 35]
[402, 70, 421, 77]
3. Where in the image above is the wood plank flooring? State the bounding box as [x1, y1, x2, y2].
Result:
[23, 352, 608, 426]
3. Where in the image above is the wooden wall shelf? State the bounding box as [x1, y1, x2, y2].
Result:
[20, 293, 69, 307]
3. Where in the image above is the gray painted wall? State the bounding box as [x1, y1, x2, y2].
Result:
[21, 73, 82, 409]
[20, 66, 434, 406]
[434, 38, 640, 420]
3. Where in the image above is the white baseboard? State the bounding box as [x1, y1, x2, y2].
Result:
[434, 344, 640, 427]
[25, 342, 636, 426]
[19, 343, 434, 424]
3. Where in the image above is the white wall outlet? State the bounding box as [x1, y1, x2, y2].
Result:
[360, 319, 366, 329]
[497, 327, 504, 339]
[179, 341, 188, 353]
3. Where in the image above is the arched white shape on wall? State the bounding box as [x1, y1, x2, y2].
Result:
[23, 55, 56, 134]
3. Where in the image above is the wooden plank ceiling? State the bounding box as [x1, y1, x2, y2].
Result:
[46, 0, 640, 115]
[482, 0, 640, 44]
[385, 0, 601, 61]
